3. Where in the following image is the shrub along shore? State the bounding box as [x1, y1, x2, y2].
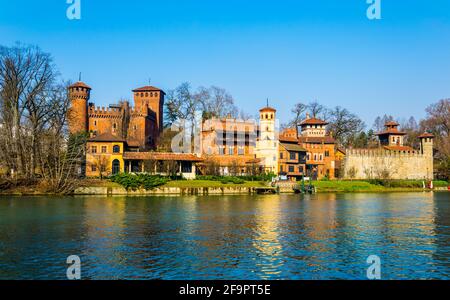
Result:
[0, 174, 448, 196]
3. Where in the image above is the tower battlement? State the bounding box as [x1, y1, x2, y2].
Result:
[68, 81, 164, 149]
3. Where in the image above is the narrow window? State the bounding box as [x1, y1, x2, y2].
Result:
[290, 152, 296, 160]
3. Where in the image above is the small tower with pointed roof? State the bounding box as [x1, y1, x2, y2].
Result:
[376, 121, 406, 147]
[255, 102, 278, 173]
[299, 113, 329, 137]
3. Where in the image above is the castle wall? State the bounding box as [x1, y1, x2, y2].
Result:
[87, 105, 158, 149]
[342, 149, 433, 180]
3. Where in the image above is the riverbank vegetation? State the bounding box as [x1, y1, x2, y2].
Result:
[109, 173, 169, 191]
[0, 44, 86, 194]
[312, 180, 449, 193]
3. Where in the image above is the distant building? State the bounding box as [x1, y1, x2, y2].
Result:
[342, 122, 434, 180]
[200, 117, 257, 175]
[278, 137, 307, 181]
[334, 147, 346, 178]
[68, 82, 164, 149]
[297, 114, 337, 180]
[254, 106, 279, 174]
[70, 81, 203, 178]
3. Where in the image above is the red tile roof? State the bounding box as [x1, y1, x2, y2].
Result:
[418, 132, 435, 138]
[279, 136, 299, 143]
[280, 143, 307, 152]
[123, 152, 204, 162]
[376, 129, 406, 136]
[259, 106, 277, 112]
[300, 118, 329, 126]
[69, 81, 91, 89]
[132, 86, 165, 93]
[88, 133, 125, 143]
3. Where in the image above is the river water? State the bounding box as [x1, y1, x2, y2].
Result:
[0, 192, 449, 280]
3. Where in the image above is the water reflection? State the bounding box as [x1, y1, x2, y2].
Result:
[0, 193, 449, 279]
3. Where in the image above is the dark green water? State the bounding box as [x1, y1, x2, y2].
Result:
[0, 192, 449, 280]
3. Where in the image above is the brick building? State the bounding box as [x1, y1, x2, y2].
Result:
[200, 117, 258, 175]
[280, 114, 337, 180]
[68, 82, 164, 149]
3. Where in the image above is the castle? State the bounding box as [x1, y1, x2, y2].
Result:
[68, 81, 434, 181]
[342, 122, 434, 180]
[68, 81, 164, 149]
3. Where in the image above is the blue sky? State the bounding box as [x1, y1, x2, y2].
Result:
[1, 0, 449, 127]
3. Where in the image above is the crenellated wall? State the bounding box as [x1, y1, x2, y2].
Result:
[342, 148, 434, 180]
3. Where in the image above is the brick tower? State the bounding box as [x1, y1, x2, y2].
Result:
[68, 81, 91, 134]
[132, 86, 165, 133]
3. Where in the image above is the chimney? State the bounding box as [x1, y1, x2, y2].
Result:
[306, 112, 311, 119]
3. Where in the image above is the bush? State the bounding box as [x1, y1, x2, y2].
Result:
[196, 173, 276, 182]
[366, 179, 449, 188]
[220, 177, 246, 184]
[109, 173, 169, 191]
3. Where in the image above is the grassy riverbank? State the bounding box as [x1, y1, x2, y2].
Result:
[312, 180, 449, 193]
[0, 177, 448, 195]
[163, 180, 268, 188]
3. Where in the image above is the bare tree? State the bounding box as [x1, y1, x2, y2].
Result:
[0, 44, 57, 179]
[307, 101, 330, 120]
[92, 155, 111, 179]
[421, 99, 450, 179]
[327, 106, 365, 147]
[290, 102, 307, 137]
[197, 86, 238, 119]
[401, 116, 420, 148]
[372, 114, 395, 132]
[0, 44, 86, 193]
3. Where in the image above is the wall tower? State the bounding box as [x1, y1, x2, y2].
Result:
[68, 81, 91, 134]
[132, 86, 165, 134]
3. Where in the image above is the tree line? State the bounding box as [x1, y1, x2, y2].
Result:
[0, 44, 85, 193]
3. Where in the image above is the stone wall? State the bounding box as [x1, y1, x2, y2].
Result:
[74, 186, 264, 195]
[342, 149, 433, 180]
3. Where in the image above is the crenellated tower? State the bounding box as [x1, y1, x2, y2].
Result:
[132, 86, 165, 134]
[68, 81, 91, 134]
[419, 132, 434, 157]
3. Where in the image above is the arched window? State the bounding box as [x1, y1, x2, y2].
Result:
[112, 159, 120, 175]
[113, 145, 120, 153]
